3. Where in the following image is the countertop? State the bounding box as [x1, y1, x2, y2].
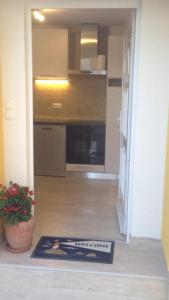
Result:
[34, 116, 106, 125]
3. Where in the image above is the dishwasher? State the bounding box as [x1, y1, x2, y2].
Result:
[34, 124, 66, 176]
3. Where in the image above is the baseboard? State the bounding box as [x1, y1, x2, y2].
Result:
[66, 164, 119, 180]
[67, 171, 119, 180]
[66, 164, 105, 173]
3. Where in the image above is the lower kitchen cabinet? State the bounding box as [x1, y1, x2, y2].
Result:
[34, 124, 66, 177]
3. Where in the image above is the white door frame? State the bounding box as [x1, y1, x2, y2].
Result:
[117, 11, 139, 240]
[25, 0, 141, 242]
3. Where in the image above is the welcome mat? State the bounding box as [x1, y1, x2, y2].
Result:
[31, 236, 114, 264]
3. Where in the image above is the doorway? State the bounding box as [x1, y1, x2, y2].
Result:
[29, 7, 136, 243]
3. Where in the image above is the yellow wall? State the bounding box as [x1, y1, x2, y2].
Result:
[0, 73, 4, 183]
[162, 117, 169, 269]
[0, 71, 4, 237]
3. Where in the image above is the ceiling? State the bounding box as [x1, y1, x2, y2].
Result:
[32, 8, 133, 27]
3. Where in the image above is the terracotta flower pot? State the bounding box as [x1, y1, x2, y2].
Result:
[4, 217, 34, 253]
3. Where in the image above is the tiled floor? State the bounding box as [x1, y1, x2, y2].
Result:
[0, 263, 166, 300]
[0, 175, 167, 299]
[34, 175, 124, 241]
[0, 237, 167, 299]
[0, 236, 166, 278]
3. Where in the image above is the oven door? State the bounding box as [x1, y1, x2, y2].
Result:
[66, 125, 105, 165]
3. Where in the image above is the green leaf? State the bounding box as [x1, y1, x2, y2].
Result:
[0, 200, 5, 208]
[21, 215, 30, 222]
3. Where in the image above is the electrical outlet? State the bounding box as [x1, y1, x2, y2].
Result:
[52, 102, 63, 109]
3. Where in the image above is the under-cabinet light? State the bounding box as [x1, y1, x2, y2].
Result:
[33, 10, 45, 22]
[80, 38, 98, 45]
[35, 79, 70, 88]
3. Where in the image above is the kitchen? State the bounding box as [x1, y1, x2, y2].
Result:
[32, 8, 132, 241]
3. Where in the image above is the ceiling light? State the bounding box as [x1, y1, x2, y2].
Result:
[33, 10, 45, 22]
[42, 9, 61, 13]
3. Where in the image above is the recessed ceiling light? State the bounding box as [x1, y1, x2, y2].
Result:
[42, 9, 61, 13]
[33, 10, 45, 22]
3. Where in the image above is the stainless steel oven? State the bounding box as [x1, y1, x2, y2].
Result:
[66, 124, 105, 165]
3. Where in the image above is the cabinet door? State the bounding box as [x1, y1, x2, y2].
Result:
[107, 35, 123, 78]
[32, 28, 68, 78]
[34, 124, 66, 177]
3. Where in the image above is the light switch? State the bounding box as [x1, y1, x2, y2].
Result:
[5, 110, 15, 120]
[5, 100, 15, 110]
[52, 102, 63, 109]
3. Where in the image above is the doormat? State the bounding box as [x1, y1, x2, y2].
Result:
[31, 236, 114, 264]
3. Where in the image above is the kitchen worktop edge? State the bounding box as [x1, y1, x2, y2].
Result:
[34, 118, 106, 125]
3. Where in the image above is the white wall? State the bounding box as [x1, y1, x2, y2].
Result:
[0, 0, 169, 239]
[0, 0, 28, 185]
[130, 0, 169, 238]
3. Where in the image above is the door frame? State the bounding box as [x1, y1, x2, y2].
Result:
[25, 0, 141, 242]
[116, 11, 138, 239]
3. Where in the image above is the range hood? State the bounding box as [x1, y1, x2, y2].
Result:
[80, 24, 106, 74]
[69, 24, 106, 75]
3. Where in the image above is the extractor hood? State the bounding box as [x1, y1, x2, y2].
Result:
[68, 24, 106, 75]
[80, 24, 106, 74]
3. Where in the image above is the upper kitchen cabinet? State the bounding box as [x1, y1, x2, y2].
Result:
[32, 28, 68, 78]
[107, 35, 123, 78]
[68, 28, 81, 71]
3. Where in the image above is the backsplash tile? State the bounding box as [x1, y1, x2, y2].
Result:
[33, 75, 107, 121]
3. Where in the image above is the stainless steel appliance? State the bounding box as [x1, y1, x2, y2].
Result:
[80, 24, 106, 74]
[34, 124, 66, 176]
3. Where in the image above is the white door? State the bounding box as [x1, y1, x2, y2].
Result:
[116, 15, 135, 235]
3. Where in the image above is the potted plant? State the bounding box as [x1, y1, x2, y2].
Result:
[0, 181, 35, 252]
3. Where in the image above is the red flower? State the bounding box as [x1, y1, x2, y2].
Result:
[7, 187, 18, 197]
[9, 206, 15, 212]
[0, 182, 35, 225]
[12, 183, 19, 189]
